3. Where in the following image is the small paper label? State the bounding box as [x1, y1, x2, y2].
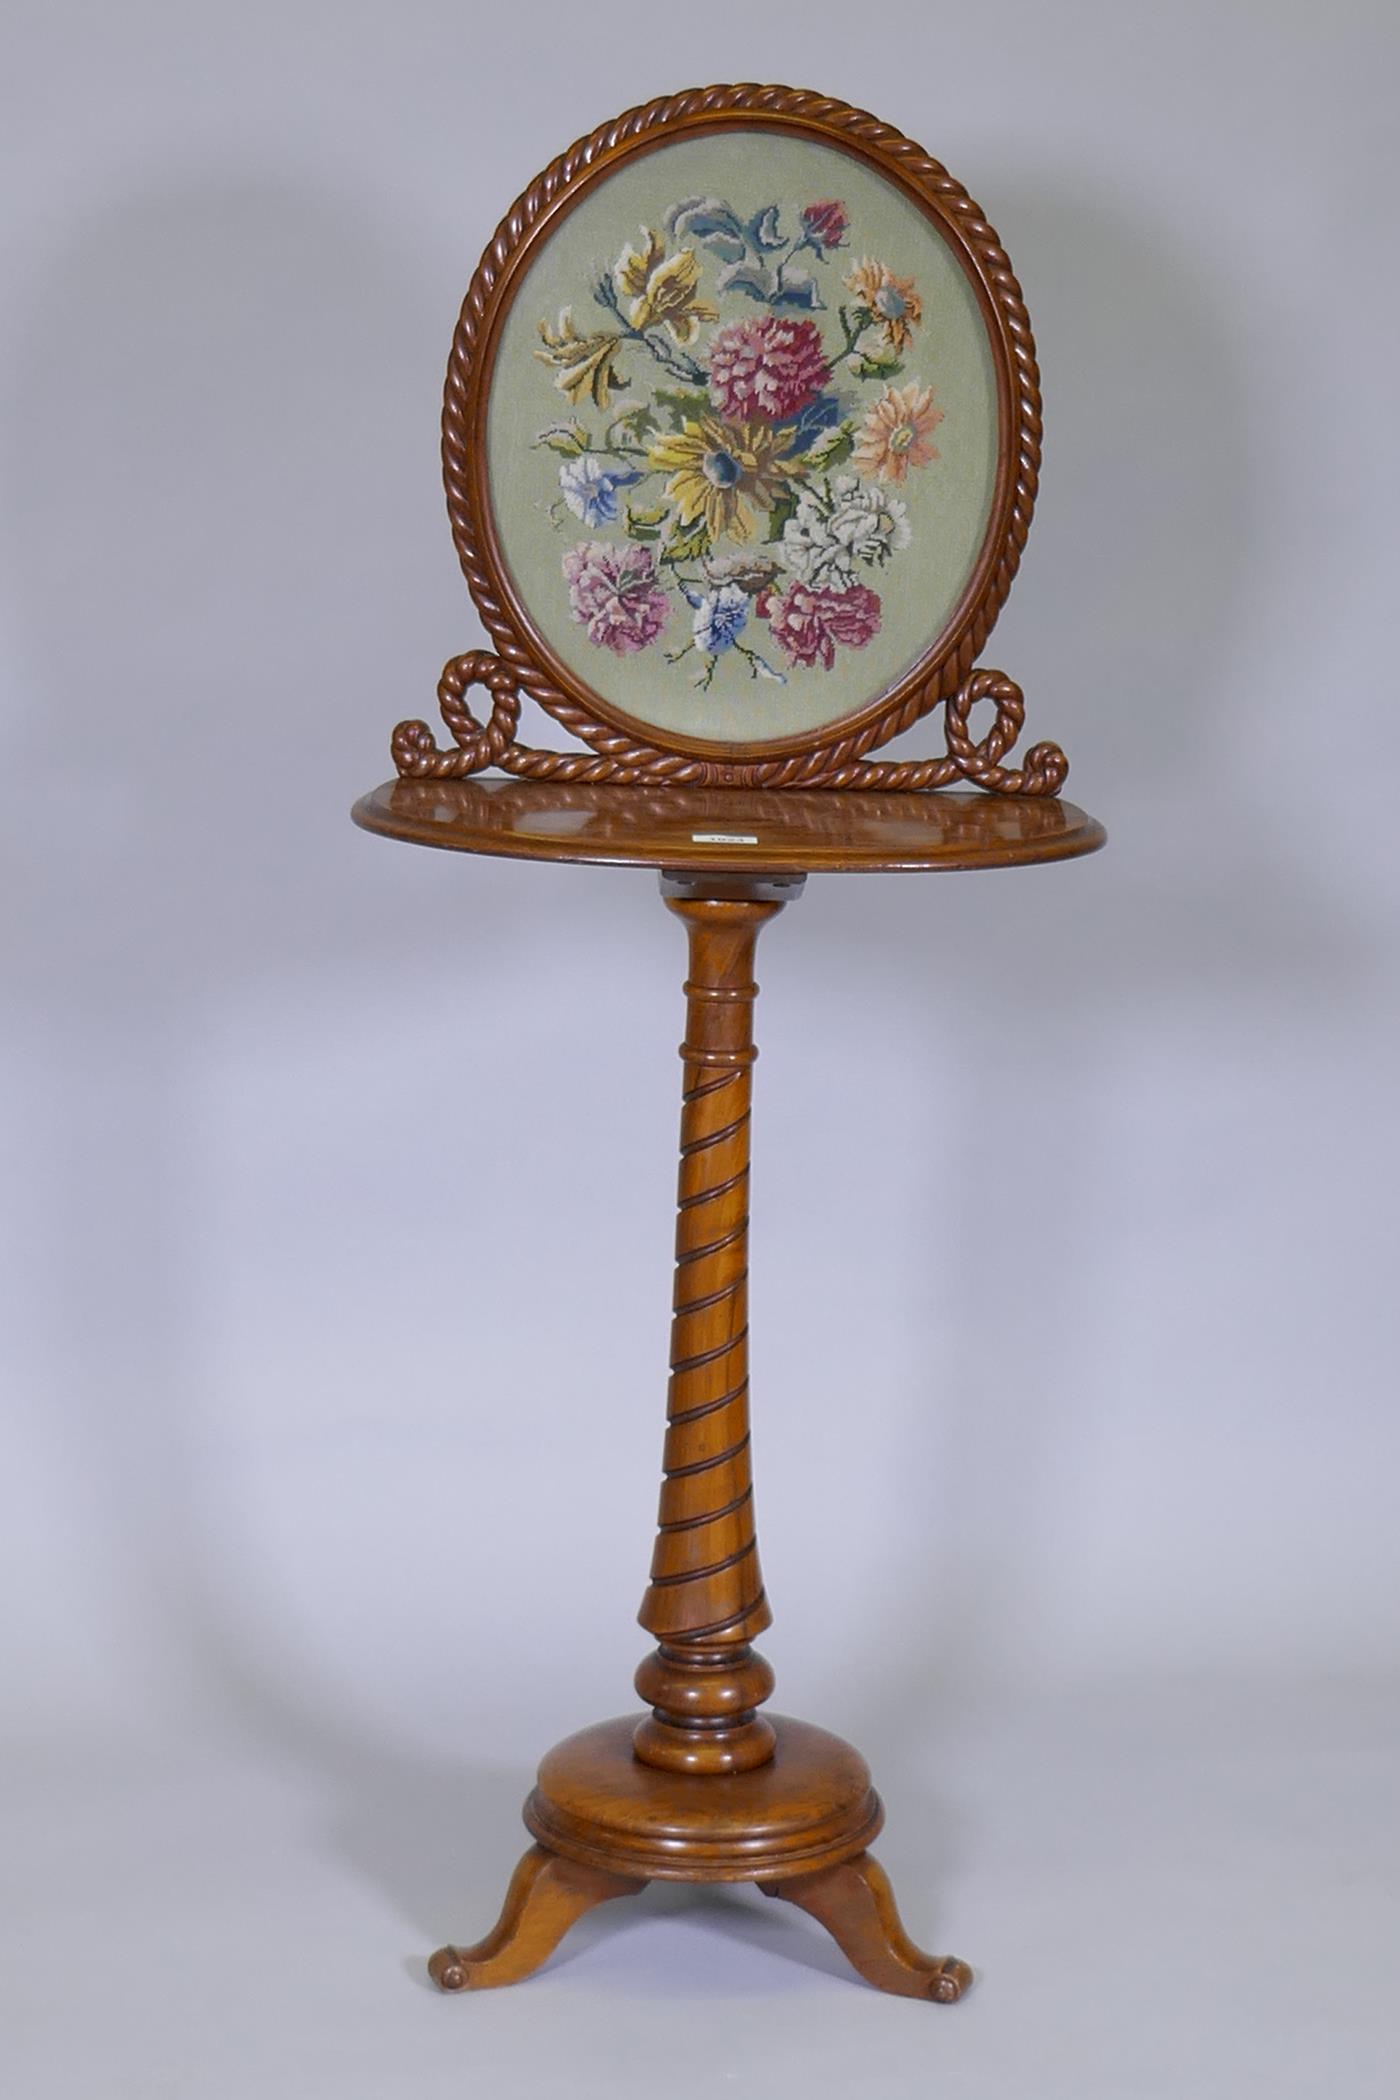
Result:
[691, 832, 759, 845]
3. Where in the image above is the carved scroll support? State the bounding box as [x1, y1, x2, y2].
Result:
[392, 655, 1067, 796]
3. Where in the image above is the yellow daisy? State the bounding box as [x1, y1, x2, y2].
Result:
[648, 415, 795, 544]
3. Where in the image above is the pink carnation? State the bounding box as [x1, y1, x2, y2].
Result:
[768, 582, 881, 669]
[563, 540, 669, 654]
[707, 316, 829, 422]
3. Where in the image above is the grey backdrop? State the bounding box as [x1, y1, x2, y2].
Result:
[3, 4, 1396, 2096]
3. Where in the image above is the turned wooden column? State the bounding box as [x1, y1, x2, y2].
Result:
[632, 876, 802, 1776]
[355, 772, 1106, 2000]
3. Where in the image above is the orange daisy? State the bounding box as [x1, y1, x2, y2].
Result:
[853, 383, 944, 484]
[845, 257, 923, 352]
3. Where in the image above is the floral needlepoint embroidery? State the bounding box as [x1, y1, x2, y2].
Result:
[801, 199, 849, 251]
[692, 581, 751, 656]
[854, 383, 944, 483]
[558, 454, 643, 527]
[563, 540, 670, 655]
[647, 414, 799, 545]
[707, 316, 830, 422]
[844, 258, 924, 354]
[614, 228, 718, 344]
[532, 192, 946, 689]
[782, 473, 913, 590]
[536, 309, 629, 410]
[769, 582, 882, 669]
[669, 576, 787, 689]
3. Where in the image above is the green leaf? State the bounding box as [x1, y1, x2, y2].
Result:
[661, 513, 711, 565]
[654, 387, 712, 431]
[624, 500, 669, 542]
[533, 421, 591, 456]
[802, 421, 855, 473]
[764, 485, 800, 544]
[847, 353, 903, 382]
[606, 401, 660, 447]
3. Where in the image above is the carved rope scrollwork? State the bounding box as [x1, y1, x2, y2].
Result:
[390, 652, 522, 778]
[391, 657, 1067, 796]
[392, 652, 712, 786]
[823, 669, 1068, 796]
[943, 670, 1068, 797]
[397, 85, 1071, 797]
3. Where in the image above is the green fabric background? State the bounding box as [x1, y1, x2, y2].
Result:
[486, 132, 998, 745]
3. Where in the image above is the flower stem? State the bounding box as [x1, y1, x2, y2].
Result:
[835, 303, 870, 362]
[735, 640, 785, 685]
[771, 230, 818, 301]
[595, 276, 707, 384]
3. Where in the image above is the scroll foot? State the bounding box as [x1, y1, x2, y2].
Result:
[761, 1852, 972, 2002]
[428, 1842, 646, 1991]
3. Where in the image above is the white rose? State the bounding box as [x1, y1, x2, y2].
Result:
[781, 500, 857, 589]
[827, 486, 911, 567]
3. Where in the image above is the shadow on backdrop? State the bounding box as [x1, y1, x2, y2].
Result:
[0, 164, 848, 1990]
[2, 165, 1374, 1984]
[772, 173, 1375, 1878]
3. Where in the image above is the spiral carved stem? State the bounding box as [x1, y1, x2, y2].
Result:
[632, 879, 801, 1775]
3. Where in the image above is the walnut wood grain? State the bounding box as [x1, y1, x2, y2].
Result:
[632, 888, 786, 1773]
[427, 1844, 644, 1992]
[525, 1715, 882, 1882]
[352, 777, 1106, 874]
[398, 859, 1009, 2000]
[393, 656, 1071, 798]
[762, 1853, 974, 2001]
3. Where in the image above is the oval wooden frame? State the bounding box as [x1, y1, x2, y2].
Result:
[436, 84, 1042, 787]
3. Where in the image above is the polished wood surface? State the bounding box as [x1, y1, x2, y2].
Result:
[414, 864, 981, 1999]
[633, 892, 779, 1778]
[353, 776, 1105, 875]
[427, 1845, 643, 1993]
[524, 1714, 882, 1883]
[762, 1856, 974, 2002]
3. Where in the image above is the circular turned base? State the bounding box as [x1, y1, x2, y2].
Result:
[524, 1714, 884, 1883]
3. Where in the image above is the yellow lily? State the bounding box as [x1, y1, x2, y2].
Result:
[614, 227, 665, 304]
[614, 229, 717, 345]
[535, 309, 627, 409]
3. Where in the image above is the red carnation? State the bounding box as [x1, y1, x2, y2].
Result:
[801, 199, 849, 250]
[707, 316, 830, 423]
[769, 582, 881, 669]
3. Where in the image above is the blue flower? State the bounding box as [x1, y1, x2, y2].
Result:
[559, 454, 641, 526]
[692, 583, 749, 656]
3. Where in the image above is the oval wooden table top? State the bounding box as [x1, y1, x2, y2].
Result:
[353, 777, 1106, 877]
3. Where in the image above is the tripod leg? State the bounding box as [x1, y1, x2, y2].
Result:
[428, 1843, 645, 1991]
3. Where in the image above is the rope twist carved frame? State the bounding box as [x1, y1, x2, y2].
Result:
[392, 84, 1068, 797]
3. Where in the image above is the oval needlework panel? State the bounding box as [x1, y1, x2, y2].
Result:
[484, 129, 999, 749]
